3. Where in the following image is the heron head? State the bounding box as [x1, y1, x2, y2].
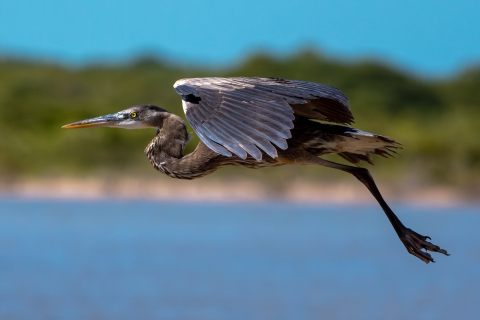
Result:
[62, 105, 171, 130]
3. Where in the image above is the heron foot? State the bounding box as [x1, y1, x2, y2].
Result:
[400, 228, 449, 264]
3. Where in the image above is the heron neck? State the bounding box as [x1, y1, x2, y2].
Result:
[144, 114, 187, 171]
[144, 115, 218, 179]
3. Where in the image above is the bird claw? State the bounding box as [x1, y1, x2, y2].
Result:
[400, 228, 449, 264]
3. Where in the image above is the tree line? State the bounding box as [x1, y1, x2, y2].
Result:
[1, 50, 479, 189]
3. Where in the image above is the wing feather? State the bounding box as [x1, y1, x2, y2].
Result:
[193, 126, 231, 157]
[174, 77, 352, 159]
[220, 102, 292, 140]
[202, 121, 247, 158]
[221, 119, 278, 158]
[223, 93, 295, 121]
[210, 119, 262, 160]
[209, 102, 289, 150]
[221, 99, 293, 136]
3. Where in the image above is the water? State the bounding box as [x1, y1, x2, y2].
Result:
[0, 200, 479, 320]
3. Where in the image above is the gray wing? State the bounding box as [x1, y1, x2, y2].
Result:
[174, 77, 352, 160]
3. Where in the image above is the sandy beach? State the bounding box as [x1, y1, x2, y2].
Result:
[0, 177, 472, 207]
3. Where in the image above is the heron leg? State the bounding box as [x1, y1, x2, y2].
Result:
[309, 156, 449, 263]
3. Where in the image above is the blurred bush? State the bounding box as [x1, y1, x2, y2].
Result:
[0, 50, 479, 189]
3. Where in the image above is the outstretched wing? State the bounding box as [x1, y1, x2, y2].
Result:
[173, 77, 352, 160]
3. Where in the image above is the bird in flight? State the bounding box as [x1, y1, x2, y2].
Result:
[63, 77, 449, 263]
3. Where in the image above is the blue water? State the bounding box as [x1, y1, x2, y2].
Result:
[0, 200, 479, 320]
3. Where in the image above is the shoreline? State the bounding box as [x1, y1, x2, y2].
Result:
[0, 177, 475, 208]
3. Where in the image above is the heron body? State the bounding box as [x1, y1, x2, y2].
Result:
[142, 112, 398, 180]
[63, 77, 449, 263]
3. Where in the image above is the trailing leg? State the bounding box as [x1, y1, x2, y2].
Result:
[306, 156, 449, 263]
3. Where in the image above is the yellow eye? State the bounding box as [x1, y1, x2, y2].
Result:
[130, 112, 137, 118]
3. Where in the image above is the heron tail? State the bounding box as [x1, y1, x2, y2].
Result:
[306, 123, 402, 166]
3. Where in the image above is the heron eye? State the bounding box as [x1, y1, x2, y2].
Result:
[130, 112, 137, 118]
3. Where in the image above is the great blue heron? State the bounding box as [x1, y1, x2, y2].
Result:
[63, 77, 449, 263]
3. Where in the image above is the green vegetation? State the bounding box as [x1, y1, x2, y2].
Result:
[1, 50, 479, 189]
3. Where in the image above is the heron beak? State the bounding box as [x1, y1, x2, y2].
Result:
[62, 113, 124, 129]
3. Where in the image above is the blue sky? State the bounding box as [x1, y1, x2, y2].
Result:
[0, 0, 479, 76]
